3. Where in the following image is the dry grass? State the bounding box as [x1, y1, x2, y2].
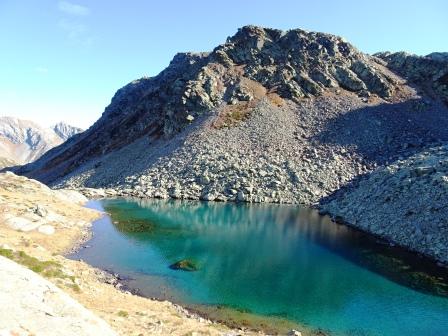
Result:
[117, 310, 129, 318]
[267, 92, 286, 107]
[0, 248, 76, 283]
[213, 101, 255, 128]
[213, 78, 268, 128]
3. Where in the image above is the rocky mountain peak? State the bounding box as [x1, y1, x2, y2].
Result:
[209, 25, 394, 100]
[52, 122, 83, 141]
[151, 25, 398, 136]
[0, 117, 82, 166]
[15, 26, 417, 182]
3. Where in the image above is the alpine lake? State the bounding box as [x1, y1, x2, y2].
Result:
[68, 199, 448, 336]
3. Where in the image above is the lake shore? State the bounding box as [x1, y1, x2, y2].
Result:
[0, 173, 294, 335]
[0, 172, 313, 335]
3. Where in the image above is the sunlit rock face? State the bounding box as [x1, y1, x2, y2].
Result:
[376, 51, 448, 105]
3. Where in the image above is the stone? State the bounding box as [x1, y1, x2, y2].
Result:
[4, 217, 41, 232]
[333, 66, 366, 92]
[38, 224, 55, 235]
[236, 191, 245, 202]
[200, 192, 216, 201]
[0, 256, 117, 336]
[0, 243, 12, 250]
[411, 166, 435, 177]
[34, 204, 48, 217]
[199, 175, 211, 184]
[169, 259, 198, 272]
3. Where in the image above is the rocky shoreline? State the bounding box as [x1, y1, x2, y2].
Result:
[321, 145, 448, 265]
[1, 172, 307, 336]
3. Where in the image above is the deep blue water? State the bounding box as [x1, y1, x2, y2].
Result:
[69, 199, 448, 336]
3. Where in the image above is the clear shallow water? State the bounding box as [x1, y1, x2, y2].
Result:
[70, 199, 448, 336]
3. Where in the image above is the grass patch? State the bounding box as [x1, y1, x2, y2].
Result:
[15, 250, 61, 273]
[117, 310, 129, 318]
[213, 102, 255, 128]
[0, 247, 14, 259]
[66, 283, 82, 293]
[0, 248, 75, 282]
[267, 92, 286, 107]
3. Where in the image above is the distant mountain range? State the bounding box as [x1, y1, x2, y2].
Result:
[0, 117, 82, 167]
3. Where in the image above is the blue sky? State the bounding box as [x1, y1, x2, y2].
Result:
[0, 0, 447, 128]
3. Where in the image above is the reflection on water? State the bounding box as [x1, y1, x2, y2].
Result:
[70, 199, 448, 336]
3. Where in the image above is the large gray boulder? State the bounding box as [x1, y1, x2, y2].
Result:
[0, 256, 117, 336]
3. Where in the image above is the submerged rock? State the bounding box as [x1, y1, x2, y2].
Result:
[169, 259, 198, 272]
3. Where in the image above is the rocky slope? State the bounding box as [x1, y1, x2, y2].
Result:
[15, 26, 448, 263]
[321, 145, 448, 263]
[0, 156, 17, 169]
[0, 255, 118, 336]
[0, 117, 82, 166]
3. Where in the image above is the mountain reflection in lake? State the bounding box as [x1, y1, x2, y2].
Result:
[70, 199, 448, 336]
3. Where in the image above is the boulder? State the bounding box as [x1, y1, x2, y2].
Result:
[4, 216, 41, 232]
[0, 256, 117, 336]
[169, 259, 198, 272]
[38, 224, 55, 235]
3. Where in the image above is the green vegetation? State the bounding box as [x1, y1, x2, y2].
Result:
[114, 218, 156, 233]
[0, 247, 14, 259]
[117, 310, 129, 318]
[0, 247, 76, 283]
[66, 283, 82, 293]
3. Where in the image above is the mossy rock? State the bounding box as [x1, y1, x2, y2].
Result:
[169, 259, 198, 272]
[113, 218, 156, 233]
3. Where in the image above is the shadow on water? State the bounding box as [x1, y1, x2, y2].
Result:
[74, 198, 448, 336]
[104, 198, 448, 298]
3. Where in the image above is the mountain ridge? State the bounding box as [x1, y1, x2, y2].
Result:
[0, 117, 82, 167]
[17, 25, 404, 181]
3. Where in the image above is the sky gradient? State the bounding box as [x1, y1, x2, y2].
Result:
[1, 0, 447, 128]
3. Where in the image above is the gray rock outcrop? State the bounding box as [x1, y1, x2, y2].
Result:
[0, 255, 117, 336]
[375, 51, 448, 105]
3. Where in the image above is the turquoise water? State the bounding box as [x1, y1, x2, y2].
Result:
[70, 199, 448, 336]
